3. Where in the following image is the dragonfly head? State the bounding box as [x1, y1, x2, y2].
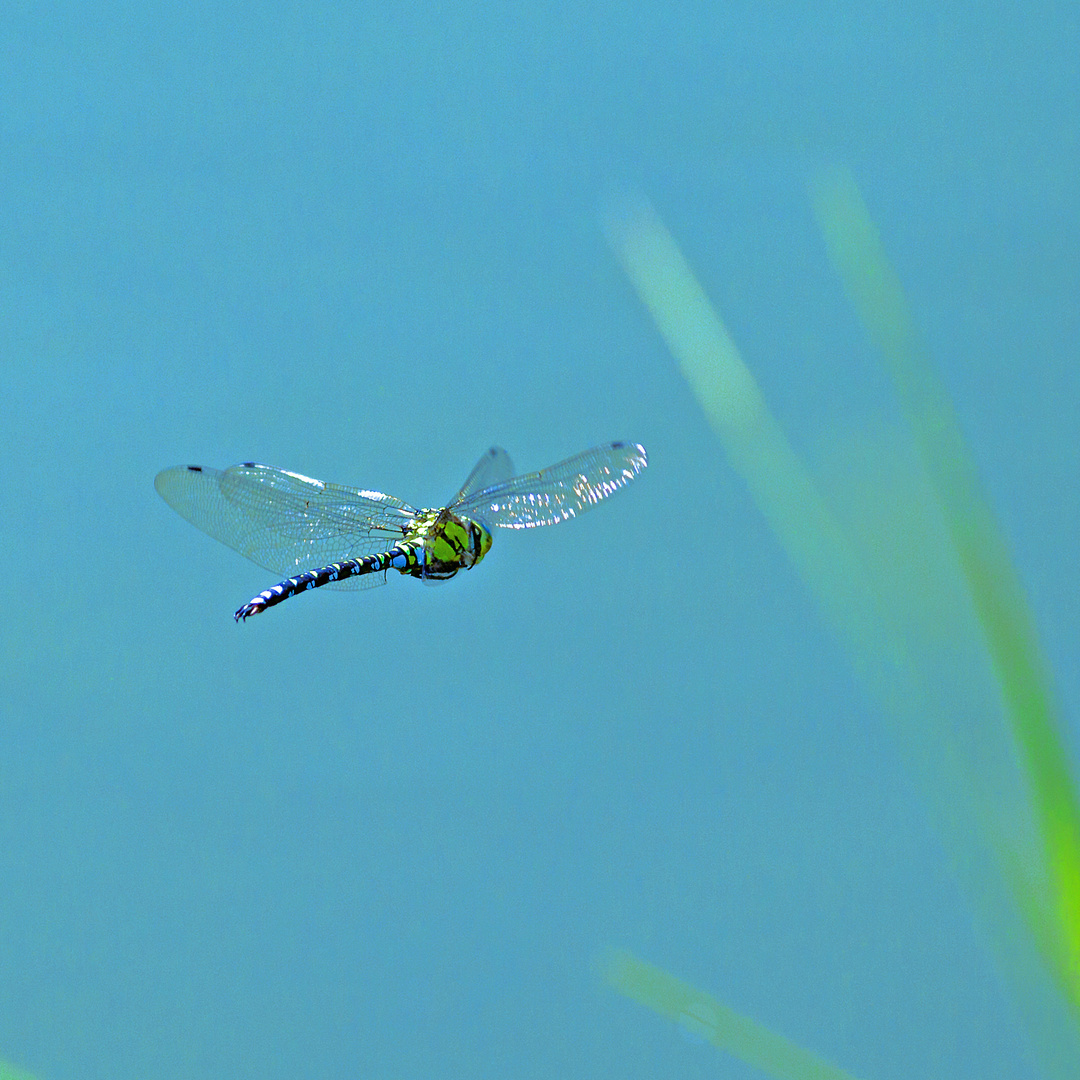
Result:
[447, 514, 492, 569]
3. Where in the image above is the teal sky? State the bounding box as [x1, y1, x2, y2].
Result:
[1, 4, 1077, 1079]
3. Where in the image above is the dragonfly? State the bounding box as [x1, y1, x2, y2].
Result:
[155, 442, 648, 621]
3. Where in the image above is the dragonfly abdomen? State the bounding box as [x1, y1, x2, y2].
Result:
[234, 544, 423, 620]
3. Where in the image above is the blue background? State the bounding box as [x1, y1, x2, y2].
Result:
[1, 3, 1077, 1078]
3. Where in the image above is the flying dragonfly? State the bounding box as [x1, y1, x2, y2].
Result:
[155, 442, 648, 621]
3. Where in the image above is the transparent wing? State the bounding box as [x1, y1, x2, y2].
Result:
[455, 442, 648, 528]
[155, 463, 419, 588]
[449, 447, 515, 506]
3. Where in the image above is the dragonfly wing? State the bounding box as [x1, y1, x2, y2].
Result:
[456, 442, 647, 528]
[449, 447, 515, 506]
[155, 463, 419, 586]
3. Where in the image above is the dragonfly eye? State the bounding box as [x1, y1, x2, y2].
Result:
[471, 521, 493, 563]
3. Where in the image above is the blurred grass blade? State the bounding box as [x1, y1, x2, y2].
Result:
[605, 188, 1080, 1074]
[0, 1059, 41, 1080]
[604, 195, 889, 663]
[600, 950, 864, 1080]
[811, 166, 1080, 1011]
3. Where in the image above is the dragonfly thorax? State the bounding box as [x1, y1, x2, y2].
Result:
[404, 507, 493, 581]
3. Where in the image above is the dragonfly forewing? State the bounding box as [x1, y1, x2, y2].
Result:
[456, 442, 647, 528]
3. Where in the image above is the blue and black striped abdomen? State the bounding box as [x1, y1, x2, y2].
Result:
[234, 545, 423, 620]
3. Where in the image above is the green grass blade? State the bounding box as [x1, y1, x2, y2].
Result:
[0, 1059, 42, 1080]
[600, 950, 865, 1080]
[604, 196, 888, 662]
[605, 189, 1080, 1075]
[811, 166, 1080, 1012]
